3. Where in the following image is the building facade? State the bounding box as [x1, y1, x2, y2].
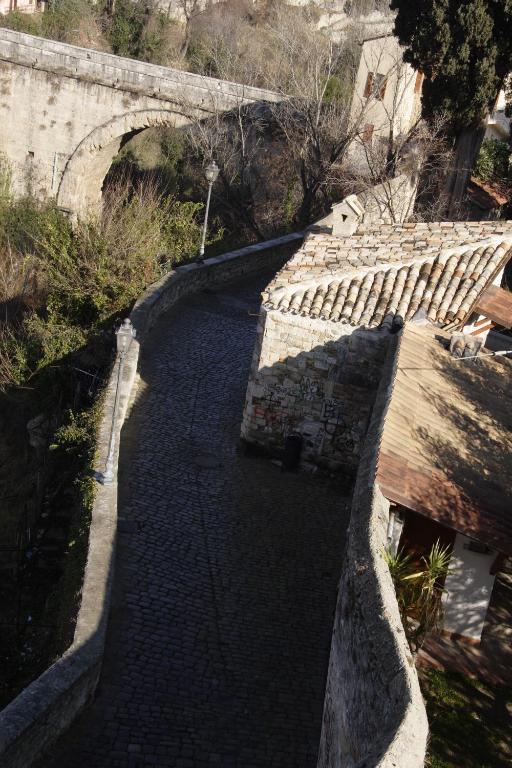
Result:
[0, 0, 42, 14]
[348, 33, 422, 169]
[242, 217, 512, 476]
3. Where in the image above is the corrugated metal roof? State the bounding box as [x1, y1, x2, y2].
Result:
[377, 324, 512, 554]
[266, 242, 512, 328]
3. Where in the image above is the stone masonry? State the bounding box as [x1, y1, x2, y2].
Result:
[0, 235, 301, 768]
[36, 275, 350, 768]
[241, 309, 389, 474]
[0, 29, 280, 217]
[317, 337, 428, 767]
[242, 218, 512, 473]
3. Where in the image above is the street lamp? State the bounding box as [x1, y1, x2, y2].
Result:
[199, 159, 220, 259]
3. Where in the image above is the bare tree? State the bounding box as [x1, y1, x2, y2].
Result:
[176, 0, 207, 58]
[344, 114, 454, 224]
[183, 94, 273, 239]
[178, 5, 454, 236]
[261, 12, 436, 226]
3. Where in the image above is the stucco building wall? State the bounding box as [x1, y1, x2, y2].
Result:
[348, 34, 421, 169]
[443, 534, 497, 640]
[0, 0, 40, 14]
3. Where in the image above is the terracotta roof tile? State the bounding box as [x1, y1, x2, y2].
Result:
[267, 221, 512, 296]
[267, 242, 512, 328]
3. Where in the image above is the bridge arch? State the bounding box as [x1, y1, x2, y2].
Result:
[57, 109, 195, 219]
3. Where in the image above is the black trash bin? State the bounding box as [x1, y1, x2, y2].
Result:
[282, 432, 303, 471]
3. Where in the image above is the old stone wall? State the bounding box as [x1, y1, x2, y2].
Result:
[241, 309, 389, 473]
[0, 29, 279, 214]
[0, 233, 301, 768]
[317, 336, 428, 768]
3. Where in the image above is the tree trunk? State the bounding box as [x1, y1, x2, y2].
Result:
[445, 121, 487, 218]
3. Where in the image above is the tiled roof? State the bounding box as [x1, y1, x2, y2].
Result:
[269, 221, 512, 292]
[264, 220, 512, 329]
[266, 242, 512, 327]
[377, 324, 512, 554]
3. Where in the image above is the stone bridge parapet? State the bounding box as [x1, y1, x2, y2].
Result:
[0, 29, 280, 215]
[0, 28, 279, 107]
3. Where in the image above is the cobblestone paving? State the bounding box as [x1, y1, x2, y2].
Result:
[41, 275, 350, 768]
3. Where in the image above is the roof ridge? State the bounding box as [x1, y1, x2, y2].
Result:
[267, 236, 512, 304]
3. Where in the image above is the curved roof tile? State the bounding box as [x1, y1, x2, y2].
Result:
[265, 241, 512, 328]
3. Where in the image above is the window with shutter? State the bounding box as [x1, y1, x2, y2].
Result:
[363, 72, 374, 98]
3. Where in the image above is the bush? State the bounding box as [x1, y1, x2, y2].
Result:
[0, 9, 41, 35]
[385, 540, 452, 653]
[0, 0, 104, 48]
[105, 0, 179, 64]
[474, 138, 511, 184]
[0, 179, 210, 390]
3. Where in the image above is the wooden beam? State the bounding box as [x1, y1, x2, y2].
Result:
[475, 284, 512, 329]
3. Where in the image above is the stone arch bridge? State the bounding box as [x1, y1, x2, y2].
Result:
[0, 29, 280, 217]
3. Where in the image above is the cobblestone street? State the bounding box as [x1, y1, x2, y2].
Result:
[41, 275, 350, 768]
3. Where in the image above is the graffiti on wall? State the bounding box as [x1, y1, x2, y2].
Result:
[254, 380, 355, 455]
[321, 399, 355, 454]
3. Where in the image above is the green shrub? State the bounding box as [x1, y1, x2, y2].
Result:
[474, 138, 511, 183]
[385, 540, 452, 652]
[0, 179, 209, 390]
[41, 0, 90, 41]
[105, 0, 177, 64]
[0, 9, 41, 35]
[51, 406, 98, 462]
[23, 311, 87, 370]
[0, 0, 101, 45]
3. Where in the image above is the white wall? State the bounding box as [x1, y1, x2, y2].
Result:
[348, 35, 419, 169]
[443, 533, 497, 640]
[485, 89, 511, 142]
[350, 35, 419, 137]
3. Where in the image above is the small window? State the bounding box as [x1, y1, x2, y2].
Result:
[361, 123, 374, 144]
[364, 71, 386, 100]
[414, 70, 423, 94]
[363, 71, 374, 98]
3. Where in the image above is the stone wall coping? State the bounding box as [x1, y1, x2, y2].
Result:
[0, 233, 301, 768]
[317, 332, 428, 767]
[0, 28, 281, 105]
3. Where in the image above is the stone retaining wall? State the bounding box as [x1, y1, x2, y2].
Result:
[0, 233, 301, 768]
[241, 310, 389, 474]
[317, 335, 428, 768]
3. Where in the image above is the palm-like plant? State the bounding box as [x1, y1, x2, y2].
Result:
[385, 540, 452, 652]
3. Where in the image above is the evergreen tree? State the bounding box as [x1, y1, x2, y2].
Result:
[390, 0, 512, 212]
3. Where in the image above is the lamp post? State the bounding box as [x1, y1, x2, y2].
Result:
[199, 159, 220, 259]
[102, 319, 136, 485]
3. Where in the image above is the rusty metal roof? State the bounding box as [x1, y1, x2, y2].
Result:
[377, 324, 512, 554]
